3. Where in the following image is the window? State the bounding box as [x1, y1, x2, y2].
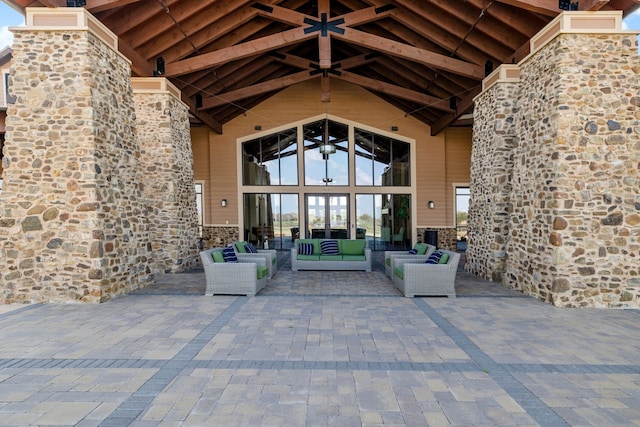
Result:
[303, 119, 348, 186]
[243, 193, 298, 250]
[195, 182, 204, 236]
[354, 128, 410, 186]
[242, 127, 297, 185]
[455, 186, 469, 248]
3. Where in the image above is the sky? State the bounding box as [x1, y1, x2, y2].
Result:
[1, 3, 640, 49]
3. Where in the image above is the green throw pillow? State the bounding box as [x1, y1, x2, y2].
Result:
[415, 243, 428, 255]
[234, 241, 247, 253]
[438, 253, 449, 264]
[211, 251, 225, 263]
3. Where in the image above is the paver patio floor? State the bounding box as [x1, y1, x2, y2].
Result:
[0, 251, 639, 426]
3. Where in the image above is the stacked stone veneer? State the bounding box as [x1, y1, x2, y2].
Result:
[416, 227, 457, 251]
[465, 68, 519, 282]
[133, 80, 199, 274]
[0, 10, 198, 303]
[202, 226, 240, 250]
[468, 12, 640, 308]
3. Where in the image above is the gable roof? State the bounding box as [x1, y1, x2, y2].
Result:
[4, 0, 639, 135]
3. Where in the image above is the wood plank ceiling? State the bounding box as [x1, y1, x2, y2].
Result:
[5, 0, 640, 135]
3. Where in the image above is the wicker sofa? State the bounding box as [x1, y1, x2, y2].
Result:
[200, 248, 269, 296]
[291, 238, 371, 272]
[392, 249, 460, 298]
[232, 241, 277, 278]
[384, 243, 436, 279]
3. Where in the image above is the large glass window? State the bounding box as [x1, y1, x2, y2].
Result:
[243, 193, 299, 250]
[240, 118, 414, 251]
[195, 182, 204, 236]
[456, 186, 470, 250]
[243, 127, 297, 185]
[354, 128, 410, 186]
[356, 193, 411, 250]
[303, 119, 348, 186]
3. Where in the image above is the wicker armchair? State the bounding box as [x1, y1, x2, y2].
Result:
[200, 248, 268, 296]
[392, 249, 460, 298]
[232, 241, 277, 278]
[384, 243, 436, 278]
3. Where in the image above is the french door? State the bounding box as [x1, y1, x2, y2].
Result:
[305, 194, 349, 239]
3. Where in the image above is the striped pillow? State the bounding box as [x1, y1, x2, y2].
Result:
[320, 240, 339, 255]
[425, 250, 443, 264]
[299, 242, 314, 256]
[408, 248, 418, 254]
[245, 243, 258, 253]
[222, 246, 238, 263]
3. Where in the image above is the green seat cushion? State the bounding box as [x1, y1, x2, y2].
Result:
[319, 254, 343, 261]
[297, 254, 320, 261]
[385, 257, 391, 266]
[257, 266, 269, 280]
[340, 239, 366, 255]
[212, 251, 224, 263]
[342, 255, 366, 261]
[438, 253, 449, 264]
[394, 266, 404, 280]
[415, 243, 429, 255]
[234, 241, 247, 253]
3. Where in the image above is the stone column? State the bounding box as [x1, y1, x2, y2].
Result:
[466, 65, 520, 282]
[132, 78, 199, 274]
[0, 8, 151, 303]
[504, 12, 640, 307]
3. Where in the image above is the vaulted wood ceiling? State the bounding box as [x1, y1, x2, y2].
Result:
[5, 0, 640, 135]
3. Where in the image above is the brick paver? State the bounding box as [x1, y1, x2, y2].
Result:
[0, 252, 639, 426]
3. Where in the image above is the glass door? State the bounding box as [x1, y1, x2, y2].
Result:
[305, 194, 349, 239]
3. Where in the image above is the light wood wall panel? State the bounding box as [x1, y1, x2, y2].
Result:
[445, 127, 473, 225]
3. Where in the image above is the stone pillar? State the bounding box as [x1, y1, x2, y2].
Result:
[466, 65, 520, 282]
[0, 8, 151, 303]
[132, 78, 199, 273]
[504, 12, 640, 307]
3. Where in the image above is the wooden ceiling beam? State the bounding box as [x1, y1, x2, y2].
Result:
[430, 85, 482, 135]
[333, 27, 485, 80]
[102, 0, 181, 34]
[86, 0, 143, 13]
[463, 0, 547, 46]
[392, 0, 519, 63]
[269, 51, 317, 69]
[144, 0, 289, 63]
[336, 71, 454, 113]
[181, 97, 222, 134]
[165, 27, 316, 77]
[498, 0, 616, 13]
[251, 2, 313, 25]
[199, 70, 317, 109]
[334, 52, 379, 70]
[124, 0, 225, 50]
[318, 0, 331, 68]
[118, 39, 155, 76]
[252, 2, 396, 28]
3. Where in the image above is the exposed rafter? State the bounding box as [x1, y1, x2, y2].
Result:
[7, 0, 635, 134]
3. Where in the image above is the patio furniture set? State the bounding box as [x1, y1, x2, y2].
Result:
[200, 239, 459, 298]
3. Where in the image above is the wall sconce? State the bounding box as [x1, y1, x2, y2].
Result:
[221, 199, 227, 207]
[428, 201, 435, 209]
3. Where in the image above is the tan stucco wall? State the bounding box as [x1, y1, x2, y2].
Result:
[192, 79, 471, 231]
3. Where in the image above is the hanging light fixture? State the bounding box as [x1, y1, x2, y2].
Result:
[318, 117, 336, 155]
